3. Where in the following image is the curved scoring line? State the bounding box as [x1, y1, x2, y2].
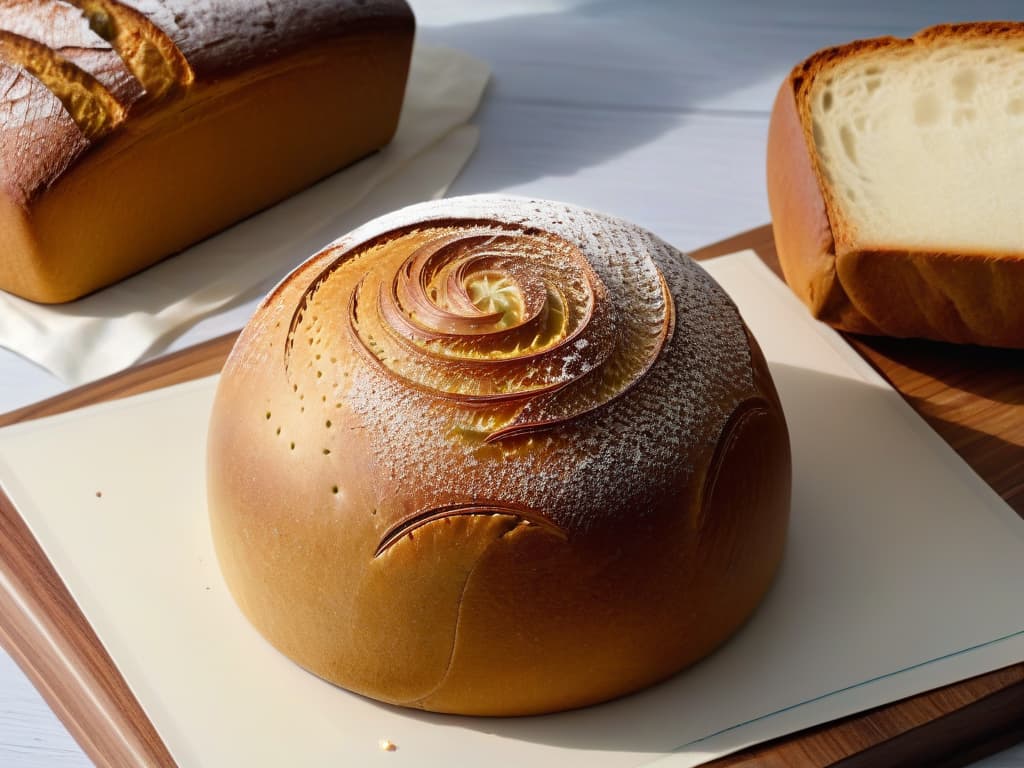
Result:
[344, 229, 613, 404]
[398, 234, 562, 337]
[485, 269, 676, 442]
[284, 221, 676, 439]
[284, 219, 595, 377]
[392, 262, 511, 336]
[379, 277, 552, 348]
[376, 266, 581, 368]
[348, 277, 576, 405]
[374, 501, 568, 557]
[385, 229, 603, 356]
[401, 232, 504, 327]
[284, 222, 522, 380]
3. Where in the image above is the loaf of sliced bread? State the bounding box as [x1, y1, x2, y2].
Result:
[767, 22, 1024, 348]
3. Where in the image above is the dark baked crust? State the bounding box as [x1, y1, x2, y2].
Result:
[0, 63, 87, 207]
[117, 0, 414, 79]
[767, 21, 1024, 348]
[0, 0, 143, 107]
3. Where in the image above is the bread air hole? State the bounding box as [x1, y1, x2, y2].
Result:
[811, 120, 826, 149]
[952, 69, 977, 102]
[840, 125, 857, 164]
[913, 92, 941, 126]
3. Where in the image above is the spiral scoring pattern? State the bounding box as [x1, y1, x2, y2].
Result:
[286, 221, 675, 441]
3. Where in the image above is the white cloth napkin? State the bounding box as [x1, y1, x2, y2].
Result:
[0, 46, 489, 385]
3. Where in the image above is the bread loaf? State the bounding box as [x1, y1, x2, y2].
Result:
[206, 196, 792, 716]
[0, 0, 413, 303]
[768, 22, 1024, 348]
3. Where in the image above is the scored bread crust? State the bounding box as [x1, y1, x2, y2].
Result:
[0, 0, 414, 303]
[768, 22, 1024, 348]
[207, 196, 792, 716]
[0, 0, 144, 108]
[124, 0, 412, 79]
[0, 63, 87, 206]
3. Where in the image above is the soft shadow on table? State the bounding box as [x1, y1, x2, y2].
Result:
[422, 0, 1024, 195]
[852, 335, 1024, 407]
[899, 404, 1024, 515]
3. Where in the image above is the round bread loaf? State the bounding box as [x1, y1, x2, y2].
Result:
[207, 196, 791, 716]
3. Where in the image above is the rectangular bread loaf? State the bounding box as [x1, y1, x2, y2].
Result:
[0, 0, 414, 303]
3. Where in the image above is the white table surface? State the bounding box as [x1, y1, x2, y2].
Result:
[1, 2, 1022, 765]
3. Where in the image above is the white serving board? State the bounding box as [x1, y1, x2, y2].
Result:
[0, 251, 1021, 767]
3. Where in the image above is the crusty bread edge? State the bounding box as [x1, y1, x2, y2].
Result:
[766, 75, 876, 333]
[768, 21, 1024, 347]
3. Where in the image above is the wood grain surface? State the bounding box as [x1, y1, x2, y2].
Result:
[0, 224, 1021, 767]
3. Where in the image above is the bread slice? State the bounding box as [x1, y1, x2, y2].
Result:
[0, 0, 413, 303]
[768, 22, 1024, 348]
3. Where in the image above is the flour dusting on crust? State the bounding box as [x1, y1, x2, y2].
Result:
[267, 196, 754, 538]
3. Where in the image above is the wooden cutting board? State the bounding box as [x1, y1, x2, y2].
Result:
[0, 225, 1021, 768]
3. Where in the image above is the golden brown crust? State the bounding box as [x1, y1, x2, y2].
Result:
[766, 78, 877, 333]
[0, 31, 129, 141]
[207, 197, 792, 716]
[836, 249, 1024, 346]
[767, 21, 1024, 348]
[64, 0, 193, 100]
[0, 0, 413, 302]
[0, 0, 144, 108]
[0, 63, 86, 208]
[117, 0, 414, 80]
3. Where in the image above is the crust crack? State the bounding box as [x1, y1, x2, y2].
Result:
[64, 0, 193, 100]
[374, 502, 566, 558]
[0, 30, 123, 139]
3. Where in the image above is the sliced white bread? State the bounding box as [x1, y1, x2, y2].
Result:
[768, 22, 1024, 348]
